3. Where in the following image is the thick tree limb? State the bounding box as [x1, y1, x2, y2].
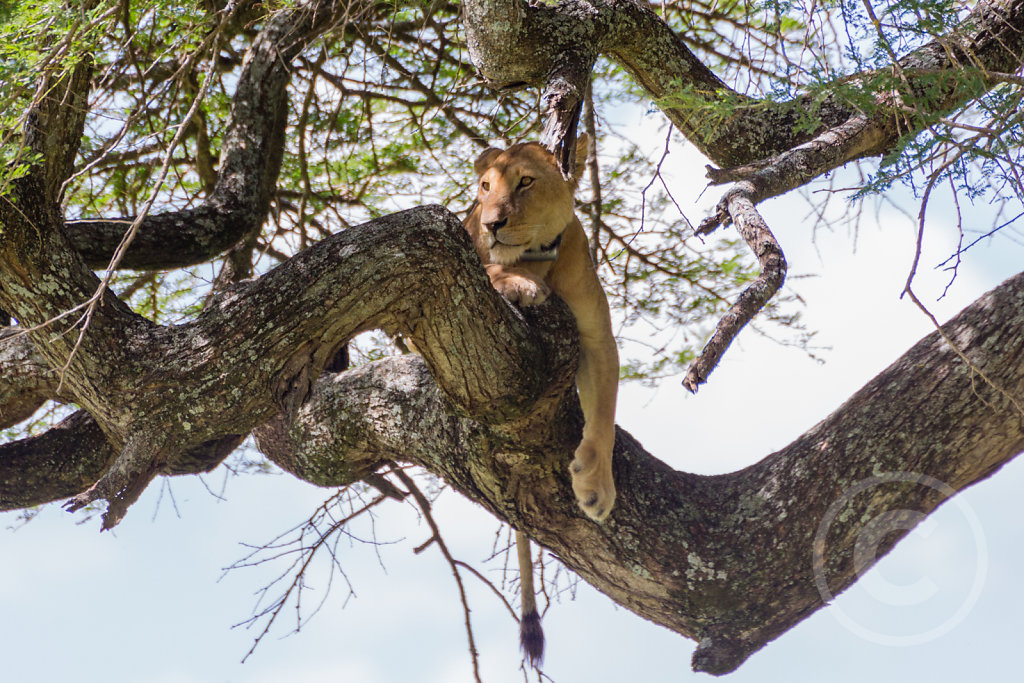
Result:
[0, 0, 400, 526]
[250, 269, 1024, 675]
[0, 411, 113, 510]
[464, 0, 1024, 168]
[8, 199, 1024, 668]
[1, 0, 1022, 671]
[2, 204, 581, 525]
[63, 0, 374, 271]
[0, 409, 243, 511]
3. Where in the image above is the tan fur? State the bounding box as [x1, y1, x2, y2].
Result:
[465, 135, 618, 522]
[516, 529, 544, 667]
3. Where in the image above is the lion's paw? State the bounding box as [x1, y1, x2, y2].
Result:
[569, 440, 616, 522]
[493, 273, 551, 306]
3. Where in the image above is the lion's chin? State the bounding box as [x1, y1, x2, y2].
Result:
[489, 243, 526, 265]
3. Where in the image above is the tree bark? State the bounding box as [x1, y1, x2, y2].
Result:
[464, 0, 1024, 170]
[257, 268, 1024, 675]
[1, 205, 580, 517]
[5, 194, 1024, 669]
[2, 0, 1024, 674]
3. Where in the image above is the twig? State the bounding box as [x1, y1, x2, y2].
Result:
[903, 152, 1024, 421]
[454, 558, 520, 622]
[902, 285, 1024, 419]
[391, 467, 483, 683]
[228, 490, 389, 663]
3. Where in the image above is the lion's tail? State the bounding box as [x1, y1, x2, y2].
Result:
[516, 529, 545, 668]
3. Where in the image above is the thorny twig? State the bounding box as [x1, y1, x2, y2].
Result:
[224, 487, 390, 662]
[391, 467, 484, 683]
[903, 154, 1024, 421]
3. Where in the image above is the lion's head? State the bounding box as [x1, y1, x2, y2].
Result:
[471, 135, 589, 266]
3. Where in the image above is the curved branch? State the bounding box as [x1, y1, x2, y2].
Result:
[0, 411, 112, 509]
[464, 0, 1024, 168]
[683, 185, 787, 391]
[7, 189, 1024, 671]
[64, 0, 372, 271]
[0, 0, 413, 526]
[2, 205, 582, 526]
[252, 269, 1024, 675]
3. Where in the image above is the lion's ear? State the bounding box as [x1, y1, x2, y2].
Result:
[573, 133, 590, 182]
[474, 147, 502, 176]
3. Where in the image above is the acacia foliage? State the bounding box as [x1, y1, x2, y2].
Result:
[0, 1, 1016, 388]
[0, 0, 1022, 674]
[0, 0, 820, 386]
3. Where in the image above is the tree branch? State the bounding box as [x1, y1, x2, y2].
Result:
[2, 205, 581, 525]
[0, 0, 422, 527]
[245, 269, 1024, 675]
[6, 192, 1024, 671]
[2, 0, 1021, 672]
[0, 409, 242, 511]
[463, 0, 1024, 168]
[683, 185, 787, 391]
[539, 53, 591, 178]
[63, 0, 376, 271]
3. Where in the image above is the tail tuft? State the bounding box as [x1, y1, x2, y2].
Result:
[519, 608, 545, 668]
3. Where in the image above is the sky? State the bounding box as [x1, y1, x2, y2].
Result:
[2, 110, 1024, 683]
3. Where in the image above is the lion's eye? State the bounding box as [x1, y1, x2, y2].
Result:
[519, 176, 534, 189]
[481, 181, 490, 191]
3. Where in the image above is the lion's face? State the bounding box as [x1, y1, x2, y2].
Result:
[472, 141, 584, 266]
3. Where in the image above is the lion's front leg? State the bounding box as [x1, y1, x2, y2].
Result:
[485, 264, 551, 306]
[547, 225, 620, 522]
[569, 332, 618, 522]
[571, 436, 616, 521]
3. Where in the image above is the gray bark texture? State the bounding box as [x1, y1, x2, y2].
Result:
[1, 0, 1023, 674]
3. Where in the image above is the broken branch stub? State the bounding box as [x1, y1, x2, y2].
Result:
[539, 52, 595, 179]
[684, 183, 787, 392]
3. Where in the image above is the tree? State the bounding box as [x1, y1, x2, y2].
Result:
[1, 0, 1022, 677]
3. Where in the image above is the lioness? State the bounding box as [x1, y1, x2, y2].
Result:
[465, 135, 618, 665]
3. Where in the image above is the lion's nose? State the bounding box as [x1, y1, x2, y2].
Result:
[485, 218, 507, 234]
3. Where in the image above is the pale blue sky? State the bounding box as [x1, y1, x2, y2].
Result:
[2, 114, 1022, 682]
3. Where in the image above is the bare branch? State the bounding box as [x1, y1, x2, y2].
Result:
[684, 184, 787, 391]
[225, 488, 389, 662]
[392, 467, 483, 683]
